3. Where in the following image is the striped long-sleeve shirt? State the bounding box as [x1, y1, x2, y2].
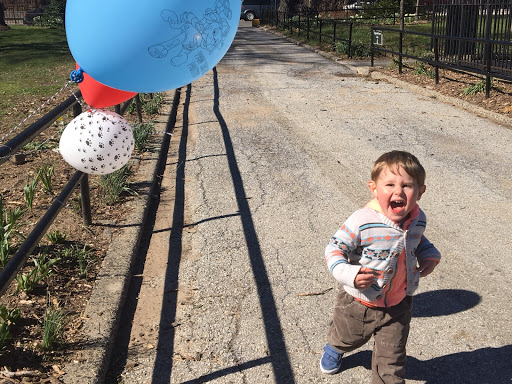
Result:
[325, 199, 441, 307]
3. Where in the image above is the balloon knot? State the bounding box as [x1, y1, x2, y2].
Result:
[70, 67, 85, 83]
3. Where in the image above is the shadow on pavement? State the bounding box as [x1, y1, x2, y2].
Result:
[206, 66, 296, 383]
[180, 357, 272, 384]
[340, 289, 502, 383]
[412, 289, 481, 317]
[109, 66, 296, 383]
[344, 344, 512, 383]
[150, 84, 192, 383]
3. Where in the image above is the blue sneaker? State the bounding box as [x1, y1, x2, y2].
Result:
[319, 343, 343, 374]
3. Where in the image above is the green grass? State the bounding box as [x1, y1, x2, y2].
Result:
[0, 25, 74, 122]
[375, 24, 433, 58]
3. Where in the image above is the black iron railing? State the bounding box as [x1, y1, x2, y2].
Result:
[260, 7, 432, 58]
[371, 26, 512, 98]
[0, 90, 139, 296]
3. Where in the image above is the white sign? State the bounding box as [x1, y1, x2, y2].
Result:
[373, 30, 383, 46]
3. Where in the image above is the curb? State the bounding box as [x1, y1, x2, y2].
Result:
[62, 90, 180, 384]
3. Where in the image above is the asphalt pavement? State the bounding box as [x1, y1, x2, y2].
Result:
[63, 21, 512, 384]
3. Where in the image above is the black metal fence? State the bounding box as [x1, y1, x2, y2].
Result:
[260, 6, 433, 57]
[260, 2, 512, 97]
[371, 23, 512, 97]
[269, 10, 356, 55]
[431, 1, 512, 75]
[0, 92, 140, 296]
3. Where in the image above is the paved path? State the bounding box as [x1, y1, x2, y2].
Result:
[104, 22, 512, 383]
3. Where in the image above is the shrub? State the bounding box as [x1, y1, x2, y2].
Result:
[24, 175, 39, 210]
[46, 230, 67, 245]
[336, 40, 372, 57]
[15, 254, 60, 294]
[462, 78, 493, 96]
[42, 298, 67, 350]
[132, 122, 155, 153]
[0, 195, 24, 268]
[0, 306, 21, 355]
[38, 163, 55, 194]
[100, 165, 137, 205]
[128, 93, 163, 116]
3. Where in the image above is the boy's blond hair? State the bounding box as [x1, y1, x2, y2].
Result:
[371, 151, 426, 187]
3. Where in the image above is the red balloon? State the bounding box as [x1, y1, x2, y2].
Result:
[76, 64, 137, 108]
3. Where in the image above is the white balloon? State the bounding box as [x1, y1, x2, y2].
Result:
[59, 109, 134, 175]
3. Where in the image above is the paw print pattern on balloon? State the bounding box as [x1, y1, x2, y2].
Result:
[59, 109, 134, 175]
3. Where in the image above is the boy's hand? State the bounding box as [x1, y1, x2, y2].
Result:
[416, 259, 437, 277]
[354, 267, 377, 289]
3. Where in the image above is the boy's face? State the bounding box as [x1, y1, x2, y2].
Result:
[367, 165, 426, 223]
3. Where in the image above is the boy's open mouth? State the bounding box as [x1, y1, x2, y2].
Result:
[390, 200, 405, 213]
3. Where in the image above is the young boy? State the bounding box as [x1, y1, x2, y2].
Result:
[320, 150, 441, 383]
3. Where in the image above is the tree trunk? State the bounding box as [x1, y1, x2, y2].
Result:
[279, 0, 299, 12]
[0, 3, 10, 30]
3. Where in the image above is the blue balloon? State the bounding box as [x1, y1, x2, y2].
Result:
[66, 0, 240, 93]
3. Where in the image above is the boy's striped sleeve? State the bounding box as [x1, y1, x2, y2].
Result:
[325, 219, 362, 287]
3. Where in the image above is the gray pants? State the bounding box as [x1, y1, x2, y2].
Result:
[327, 287, 412, 384]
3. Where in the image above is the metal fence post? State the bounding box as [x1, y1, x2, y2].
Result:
[307, 12, 310, 40]
[135, 95, 143, 123]
[348, 23, 353, 59]
[333, 21, 337, 51]
[399, 29, 403, 74]
[484, 2, 492, 98]
[72, 102, 82, 119]
[80, 173, 92, 226]
[72, 101, 92, 226]
[434, 36, 439, 84]
[319, 19, 322, 45]
[371, 27, 375, 67]
[430, 1, 436, 51]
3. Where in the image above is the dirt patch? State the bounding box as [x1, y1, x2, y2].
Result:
[376, 63, 512, 118]
[0, 92, 155, 383]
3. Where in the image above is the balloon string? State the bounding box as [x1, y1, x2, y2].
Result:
[65, 81, 87, 110]
[0, 79, 171, 161]
[0, 81, 75, 145]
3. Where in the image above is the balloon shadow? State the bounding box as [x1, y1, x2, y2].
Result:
[205, 66, 296, 383]
[343, 345, 512, 383]
[412, 289, 481, 317]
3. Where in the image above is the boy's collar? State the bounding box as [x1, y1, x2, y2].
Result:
[366, 198, 383, 213]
